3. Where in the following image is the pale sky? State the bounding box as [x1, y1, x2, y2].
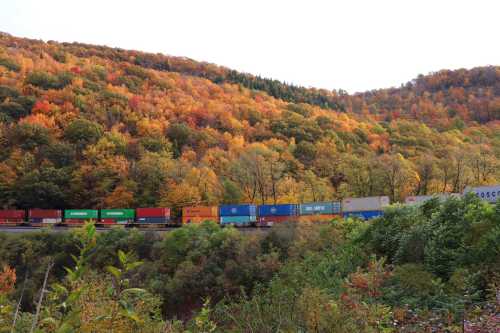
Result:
[1, 0, 499, 93]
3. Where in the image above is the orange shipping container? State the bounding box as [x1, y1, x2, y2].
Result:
[182, 216, 219, 224]
[182, 206, 219, 217]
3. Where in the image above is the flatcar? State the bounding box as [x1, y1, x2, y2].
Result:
[0, 185, 497, 228]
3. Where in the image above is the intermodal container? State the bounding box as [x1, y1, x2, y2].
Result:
[100, 209, 135, 219]
[64, 209, 98, 220]
[31, 218, 61, 224]
[136, 208, 170, 218]
[182, 206, 219, 217]
[464, 185, 500, 203]
[258, 204, 297, 217]
[219, 204, 257, 217]
[29, 209, 62, 219]
[220, 216, 257, 226]
[100, 218, 128, 224]
[405, 193, 460, 205]
[296, 214, 340, 222]
[0, 210, 25, 219]
[182, 216, 219, 224]
[137, 217, 170, 223]
[343, 211, 383, 220]
[257, 215, 297, 226]
[299, 202, 341, 215]
[342, 196, 390, 212]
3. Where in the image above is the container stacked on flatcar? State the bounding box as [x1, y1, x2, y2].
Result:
[182, 206, 219, 224]
[297, 201, 341, 222]
[464, 185, 500, 203]
[219, 204, 257, 226]
[64, 209, 98, 225]
[405, 193, 461, 205]
[257, 204, 298, 226]
[136, 208, 171, 224]
[342, 196, 389, 220]
[29, 209, 62, 225]
[0, 210, 25, 224]
[100, 209, 135, 225]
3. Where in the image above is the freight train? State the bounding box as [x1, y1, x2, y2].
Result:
[0, 185, 498, 228]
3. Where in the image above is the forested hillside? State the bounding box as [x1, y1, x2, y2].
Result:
[0, 33, 499, 210]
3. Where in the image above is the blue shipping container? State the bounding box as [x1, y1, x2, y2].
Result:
[343, 211, 383, 220]
[220, 216, 257, 226]
[258, 204, 297, 217]
[137, 217, 170, 223]
[299, 202, 341, 215]
[219, 204, 257, 217]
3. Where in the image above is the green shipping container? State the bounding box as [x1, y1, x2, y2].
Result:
[64, 209, 98, 219]
[100, 209, 135, 219]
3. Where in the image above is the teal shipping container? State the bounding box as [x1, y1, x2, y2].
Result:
[220, 216, 257, 226]
[299, 202, 341, 215]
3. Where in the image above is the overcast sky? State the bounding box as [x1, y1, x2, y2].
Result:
[1, 0, 499, 93]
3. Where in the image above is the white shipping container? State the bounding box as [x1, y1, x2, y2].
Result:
[405, 193, 461, 205]
[463, 185, 500, 203]
[342, 196, 390, 212]
[42, 218, 61, 224]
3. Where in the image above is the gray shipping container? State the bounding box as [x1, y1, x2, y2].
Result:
[342, 196, 390, 212]
[463, 185, 500, 203]
[405, 193, 461, 205]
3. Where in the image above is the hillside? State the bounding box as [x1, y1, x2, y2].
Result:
[0, 33, 499, 210]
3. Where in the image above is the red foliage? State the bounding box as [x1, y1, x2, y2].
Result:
[129, 95, 141, 110]
[70, 66, 81, 74]
[33, 100, 53, 113]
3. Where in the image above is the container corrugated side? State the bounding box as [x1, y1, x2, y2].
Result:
[64, 210, 98, 219]
[464, 185, 500, 203]
[182, 206, 219, 217]
[100, 209, 135, 219]
[220, 216, 256, 226]
[343, 210, 383, 220]
[299, 202, 341, 215]
[182, 216, 219, 224]
[136, 208, 170, 218]
[30, 218, 62, 224]
[257, 204, 298, 217]
[29, 209, 62, 218]
[0, 210, 25, 219]
[342, 196, 390, 212]
[405, 194, 460, 205]
[137, 217, 170, 223]
[219, 204, 257, 217]
[257, 215, 298, 226]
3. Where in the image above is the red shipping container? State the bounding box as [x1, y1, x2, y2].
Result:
[100, 218, 118, 224]
[136, 208, 170, 218]
[258, 216, 297, 222]
[0, 210, 25, 219]
[29, 209, 62, 219]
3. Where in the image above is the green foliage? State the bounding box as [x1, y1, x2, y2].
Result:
[10, 123, 51, 150]
[0, 57, 21, 72]
[0, 199, 497, 331]
[26, 71, 73, 90]
[166, 123, 197, 157]
[63, 118, 103, 148]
